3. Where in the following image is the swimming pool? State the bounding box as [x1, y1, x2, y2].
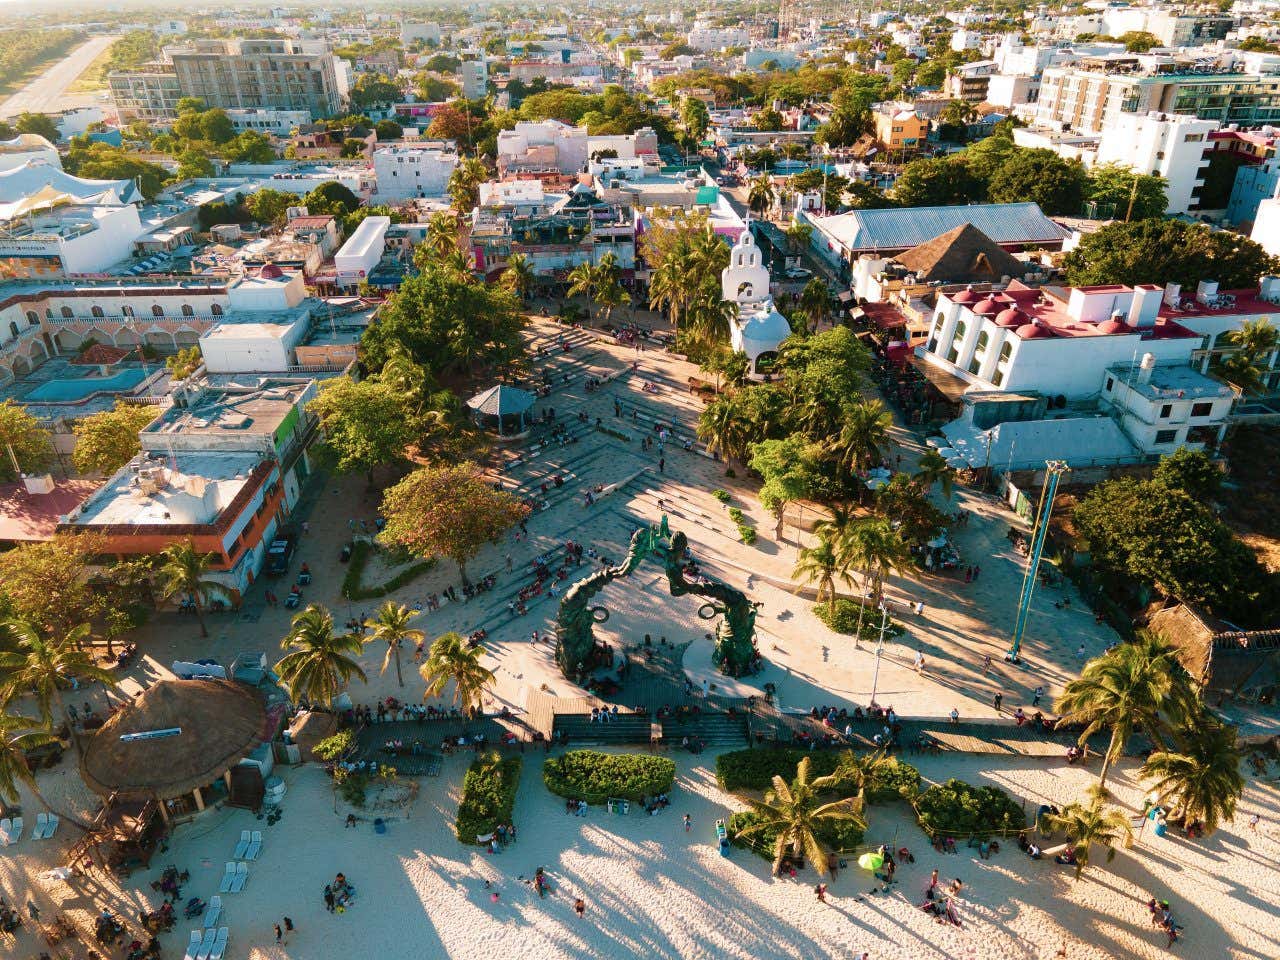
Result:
[25, 368, 149, 402]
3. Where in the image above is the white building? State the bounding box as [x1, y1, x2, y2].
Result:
[333, 215, 390, 286]
[985, 75, 1041, 110]
[371, 144, 458, 200]
[496, 120, 589, 176]
[687, 26, 750, 52]
[400, 22, 442, 45]
[477, 180, 548, 216]
[460, 60, 488, 99]
[951, 30, 984, 53]
[1095, 112, 1217, 214]
[721, 229, 791, 379]
[226, 108, 310, 136]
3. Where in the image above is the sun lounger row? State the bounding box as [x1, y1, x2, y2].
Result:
[217, 862, 249, 894]
[183, 926, 228, 960]
[1, 813, 60, 845]
[232, 829, 262, 860]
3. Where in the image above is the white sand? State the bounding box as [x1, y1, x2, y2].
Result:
[5, 748, 1277, 960]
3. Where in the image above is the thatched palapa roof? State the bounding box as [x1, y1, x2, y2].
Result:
[80, 679, 268, 799]
[895, 224, 1028, 285]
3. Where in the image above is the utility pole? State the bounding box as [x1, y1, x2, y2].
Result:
[1008, 460, 1069, 664]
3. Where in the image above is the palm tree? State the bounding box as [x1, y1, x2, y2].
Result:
[1140, 715, 1244, 834]
[833, 748, 899, 800]
[275, 605, 367, 706]
[813, 502, 859, 552]
[421, 631, 495, 716]
[797, 278, 830, 333]
[566, 260, 599, 324]
[913, 448, 955, 500]
[1214, 318, 1279, 395]
[447, 155, 487, 212]
[785, 220, 812, 256]
[155, 539, 228, 638]
[500, 252, 536, 303]
[793, 536, 853, 614]
[648, 246, 699, 335]
[748, 174, 775, 217]
[0, 708, 92, 829]
[421, 211, 461, 267]
[829, 399, 893, 476]
[593, 252, 631, 324]
[364, 602, 424, 689]
[0, 620, 117, 736]
[734, 756, 865, 876]
[685, 280, 737, 346]
[1054, 634, 1191, 790]
[1043, 797, 1133, 880]
[839, 516, 911, 609]
[697, 393, 755, 467]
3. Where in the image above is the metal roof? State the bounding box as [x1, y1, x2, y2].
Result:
[811, 203, 1070, 253]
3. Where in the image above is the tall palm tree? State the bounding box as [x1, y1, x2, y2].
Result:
[501, 251, 536, 303]
[1140, 715, 1244, 834]
[734, 756, 865, 876]
[798, 278, 830, 333]
[913, 448, 955, 500]
[0, 620, 117, 735]
[748, 174, 775, 217]
[839, 516, 911, 609]
[793, 536, 852, 614]
[830, 399, 893, 476]
[647, 246, 698, 334]
[155, 539, 228, 638]
[0, 708, 92, 829]
[421, 631, 495, 715]
[447, 155, 487, 212]
[421, 211, 462, 267]
[275, 605, 367, 706]
[1214, 317, 1279, 395]
[364, 602, 425, 689]
[685, 279, 737, 345]
[1054, 634, 1191, 790]
[833, 748, 899, 800]
[566, 260, 599, 324]
[697, 393, 755, 467]
[593, 252, 631, 324]
[812, 503, 859, 553]
[1043, 797, 1133, 880]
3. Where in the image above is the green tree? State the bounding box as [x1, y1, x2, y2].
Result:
[70, 401, 158, 476]
[307, 377, 420, 486]
[793, 535, 852, 614]
[420, 630, 495, 714]
[302, 181, 361, 218]
[1151, 447, 1223, 502]
[379, 463, 528, 584]
[832, 748, 900, 799]
[754, 107, 786, 132]
[592, 252, 631, 323]
[1064, 219, 1279, 289]
[1043, 797, 1133, 880]
[566, 260, 600, 323]
[1118, 30, 1161, 52]
[155, 540, 228, 638]
[364, 601, 424, 689]
[988, 148, 1087, 215]
[733, 756, 866, 877]
[176, 148, 216, 180]
[893, 156, 983, 207]
[165, 346, 202, 381]
[681, 96, 710, 141]
[1054, 634, 1192, 790]
[913, 448, 955, 500]
[244, 188, 295, 226]
[874, 474, 949, 545]
[749, 435, 824, 538]
[698, 390, 759, 465]
[226, 130, 275, 163]
[0, 399, 53, 480]
[1214, 318, 1279, 395]
[1139, 714, 1243, 833]
[797, 278, 830, 333]
[829, 398, 892, 475]
[375, 119, 403, 141]
[448, 155, 488, 212]
[0, 708, 90, 827]
[1086, 162, 1168, 220]
[660, 41, 697, 59]
[960, 128, 1017, 183]
[0, 620, 116, 730]
[0, 535, 111, 639]
[64, 141, 168, 199]
[838, 516, 911, 608]
[275, 605, 367, 705]
[14, 112, 58, 142]
[500, 251, 536, 302]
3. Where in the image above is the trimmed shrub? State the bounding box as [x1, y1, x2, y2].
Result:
[864, 756, 922, 804]
[543, 750, 675, 804]
[727, 808, 865, 859]
[712, 489, 731, 503]
[914, 779, 1026, 839]
[716, 748, 919, 803]
[456, 751, 523, 843]
[727, 506, 745, 524]
[815, 599, 906, 641]
[738, 524, 757, 544]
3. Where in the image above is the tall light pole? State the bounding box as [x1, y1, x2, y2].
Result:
[1008, 460, 1069, 664]
[869, 598, 902, 707]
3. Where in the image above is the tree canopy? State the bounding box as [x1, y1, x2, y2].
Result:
[0, 400, 53, 481]
[70, 401, 158, 476]
[1063, 220, 1280, 289]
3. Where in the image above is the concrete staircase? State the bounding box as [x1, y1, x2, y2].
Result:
[553, 710, 748, 748]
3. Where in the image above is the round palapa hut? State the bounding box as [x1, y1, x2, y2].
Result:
[81, 679, 268, 811]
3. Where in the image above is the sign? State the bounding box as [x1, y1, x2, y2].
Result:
[120, 727, 182, 742]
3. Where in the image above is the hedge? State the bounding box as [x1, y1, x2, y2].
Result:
[543, 750, 676, 804]
[456, 752, 523, 843]
[341, 539, 436, 601]
[815, 599, 906, 641]
[727, 808, 865, 859]
[715, 748, 919, 802]
[914, 779, 1026, 839]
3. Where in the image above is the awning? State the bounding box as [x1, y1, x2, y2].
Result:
[911, 358, 970, 403]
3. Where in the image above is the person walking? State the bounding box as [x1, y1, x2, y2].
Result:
[1032, 685, 1044, 707]
[815, 883, 827, 903]
[929, 869, 939, 893]
[324, 886, 335, 913]
[914, 649, 925, 673]
[683, 813, 692, 832]
[993, 692, 1003, 713]
[274, 923, 284, 945]
[658, 456, 665, 474]
[284, 917, 294, 937]
[982, 655, 992, 675]
[574, 898, 585, 918]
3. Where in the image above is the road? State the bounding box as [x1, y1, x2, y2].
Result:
[0, 34, 118, 121]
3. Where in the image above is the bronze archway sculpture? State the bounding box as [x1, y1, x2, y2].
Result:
[554, 517, 760, 678]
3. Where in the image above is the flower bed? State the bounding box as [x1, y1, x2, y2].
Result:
[543, 750, 676, 804]
[455, 752, 523, 843]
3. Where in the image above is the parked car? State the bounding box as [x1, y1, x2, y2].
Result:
[784, 267, 813, 280]
[265, 535, 295, 576]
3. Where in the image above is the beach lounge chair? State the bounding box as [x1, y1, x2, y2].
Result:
[208, 926, 229, 960]
[217, 862, 236, 894]
[244, 830, 262, 860]
[195, 926, 217, 960]
[7, 817, 22, 843]
[33, 813, 48, 839]
[229, 861, 248, 893]
[182, 930, 202, 960]
[0, 818, 11, 845]
[203, 896, 221, 929]
[233, 830, 251, 859]
[44, 813, 58, 839]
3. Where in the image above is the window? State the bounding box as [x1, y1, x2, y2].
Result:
[122, 305, 134, 317]
[946, 321, 966, 363]
[1105, 376, 1114, 392]
[1155, 429, 1178, 444]
[211, 303, 223, 316]
[25, 310, 37, 324]
[8, 322, 18, 339]
[151, 305, 164, 317]
[1191, 401, 1213, 417]
[181, 304, 194, 317]
[60, 306, 73, 318]
[998, 341, 1012, 363]
[91, 305, 104, 318]
[1159, 403, 1172, 419]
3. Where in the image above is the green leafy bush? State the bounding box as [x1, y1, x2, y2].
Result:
[456, 752, 523, 843]
[596, 424, 632, 442]
[863, 756, 922, 803]
[712, 489, 731, 503]
[543, 750, 676, 803]
[914, 779, 1026, 839]
[816, 599, 906, 641]
[727, 808, 864, 858]
[738, 524, 757, 544]
[716, 748, 919, 802]
[728, 506, 745, 524]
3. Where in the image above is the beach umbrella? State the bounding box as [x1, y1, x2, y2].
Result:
[857, 851, 884, 871]
[925, 436, 947, 449]
[946, 457, 968, 469]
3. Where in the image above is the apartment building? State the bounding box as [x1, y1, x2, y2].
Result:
[1034, 60, 1280, 135]
[372, 143, 458, 200]
[108, 70, 183, 122]
[460, 59, 488, 100]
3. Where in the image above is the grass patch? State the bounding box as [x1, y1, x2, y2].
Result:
[66, 43, 114, 93]
[456, 751, 522, 843]
[340, 539, 435, 601]
[815, 599, 906, 642]
[543, 750, 675, 804]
